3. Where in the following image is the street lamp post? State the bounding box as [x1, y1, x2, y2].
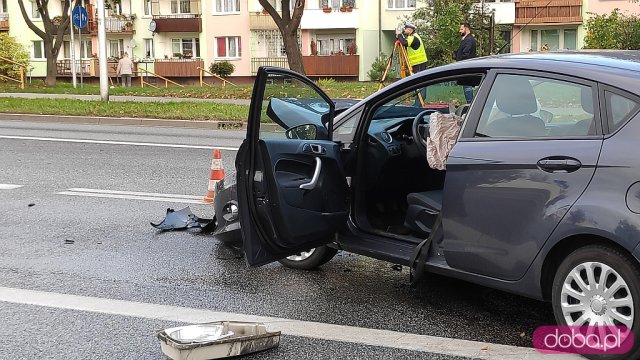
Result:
[97, 0, 109, 101]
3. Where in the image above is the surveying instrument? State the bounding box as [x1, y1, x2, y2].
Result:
[377, 37, 426, 107]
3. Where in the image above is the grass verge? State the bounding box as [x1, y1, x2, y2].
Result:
[0, 98, 249, 121]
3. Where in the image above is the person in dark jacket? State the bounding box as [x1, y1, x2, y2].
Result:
[456, 23, 477, 103]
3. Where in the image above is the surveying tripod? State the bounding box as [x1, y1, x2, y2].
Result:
[377, 39, 426, 107]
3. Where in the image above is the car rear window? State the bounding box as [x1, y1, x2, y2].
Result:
[606, 91, 640, 132]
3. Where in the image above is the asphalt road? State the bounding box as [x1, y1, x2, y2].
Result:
[0, 119, 563, 359]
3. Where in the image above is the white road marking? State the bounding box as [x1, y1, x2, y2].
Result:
[0, 135, 240, 151]
[58, 188, 207, 204]
[0, 184, 23, 190]
[0, 287, 576, 360]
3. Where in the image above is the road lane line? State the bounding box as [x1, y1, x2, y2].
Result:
[0, 184, 23, 190]
[58, 191, 206, 204]
[66, 188, 204, 199]
[0, 135, 240, 151]
[0, 287, 574, 360]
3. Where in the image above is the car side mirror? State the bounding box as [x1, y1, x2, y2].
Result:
[286, 124, 318, 140]
[539, 109, 554, 123]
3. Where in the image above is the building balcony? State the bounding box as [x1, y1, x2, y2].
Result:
[154, 59, 203, 77]
[0, 13, 8, 31]
[152, 14, 202, 32]
[249, 12, 279, 30]
[300, 8, 358, 30]
[89, 15, 136, 34]
[514, 0, 582, 25]
[251, 57, 289, 75]
[303, 55, 358, 76]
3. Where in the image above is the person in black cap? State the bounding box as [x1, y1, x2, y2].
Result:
[396, 23, 428, 74]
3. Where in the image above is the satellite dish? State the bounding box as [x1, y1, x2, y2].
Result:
[129, 39, 137, 48]
[149, 20, 157, 33]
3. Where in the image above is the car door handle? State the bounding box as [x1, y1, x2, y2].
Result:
[300, 157, 322, 190]
[537, 158, 582, 173]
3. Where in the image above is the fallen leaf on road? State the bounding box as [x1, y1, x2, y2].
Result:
[391, 264, 403, 271]
[481, 345, 489, 351]
[520, 331, 526, 337]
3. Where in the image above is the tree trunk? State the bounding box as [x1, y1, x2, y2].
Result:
[283, 31, 305, 75]
[44, 41, 57, 86]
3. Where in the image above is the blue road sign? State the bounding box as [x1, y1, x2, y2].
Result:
[72, 6, 88, 29]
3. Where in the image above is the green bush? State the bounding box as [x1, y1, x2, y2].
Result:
[209, 61, 236, 77]
[584, 9, 640, 50]
[367, 53, 393, 82]
[0, 33, 30, 80]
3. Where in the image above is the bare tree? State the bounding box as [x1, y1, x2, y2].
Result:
[17, 0, 76, 86]
[259, 0, 306, 75]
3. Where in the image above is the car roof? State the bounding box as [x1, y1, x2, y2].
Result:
[466, 50, 640, 73]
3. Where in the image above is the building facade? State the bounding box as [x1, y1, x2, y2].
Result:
[1, 0, 638, 82]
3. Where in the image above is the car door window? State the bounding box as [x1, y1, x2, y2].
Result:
[605, 90, 640, 132]
[258, 74, 332, 141]
[475, 74, 596, 138]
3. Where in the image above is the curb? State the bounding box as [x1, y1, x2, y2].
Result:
[0, 113, 246, 130]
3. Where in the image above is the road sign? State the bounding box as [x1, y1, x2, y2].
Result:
[72, 6, 88, 29]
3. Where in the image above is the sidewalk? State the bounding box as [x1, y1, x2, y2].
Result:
[0, 92, 251, 130]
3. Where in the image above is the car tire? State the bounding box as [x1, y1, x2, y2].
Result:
[551, 244, 640, 359]
[278, 246, 338, 270]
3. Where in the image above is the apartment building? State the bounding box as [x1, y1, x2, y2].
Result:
[2, 0, 638, 82]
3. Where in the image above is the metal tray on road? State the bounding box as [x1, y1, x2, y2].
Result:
[157, 321, 280, 360]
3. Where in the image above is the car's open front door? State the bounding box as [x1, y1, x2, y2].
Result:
[236, 67, 349, 266]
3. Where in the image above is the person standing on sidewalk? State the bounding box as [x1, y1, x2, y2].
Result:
[116, 52, 133, 87]
[456, 23, 477, 103]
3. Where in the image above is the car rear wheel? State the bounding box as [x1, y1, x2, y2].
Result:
[278, 246, 338, 270]
[551, 245, 640, 359]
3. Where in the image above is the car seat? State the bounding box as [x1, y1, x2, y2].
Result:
[484, 76, 546, 137]
[571, 87, 596, 135]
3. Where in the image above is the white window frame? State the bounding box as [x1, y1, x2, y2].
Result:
[320, 0, 355, 8]
[529, 28, 577, 52]
[80, 40, 92, 59]
[31, 0, 41, 19]
[387, 0, 416, 10]
[171, 0, 191, 14]
[109, 39, 125, 59]
[1, 0, 7, 13]
[171, 38, 200, 58]
[32, 40, 45, 59]
[315, 34, 355, 55]
[143, 0, 152, 16]
[144, 38, 154, 58]
[215, 36, 240, 59]
[214, 0, 240, 14]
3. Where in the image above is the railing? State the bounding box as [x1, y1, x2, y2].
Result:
[251, 57, 289, 75]
[0, 13, 8, 31]
[152, 14, 201, 32]
[89, 15, 135, 33]
[303, 55, 359, 76]
[56, 59, 92, 76]
[154, 59, 203, 77]
[0, 55, 27, 89]
[197, 67, 235, 87]
[514, 0, 582, 25]
[137, 68, 184, 88]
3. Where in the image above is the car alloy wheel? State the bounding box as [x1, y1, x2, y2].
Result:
[560, 261, 633, 328]
[286, 249, 316, 262]
[277, 246, 338, 270]
[552, 245, 640, 359]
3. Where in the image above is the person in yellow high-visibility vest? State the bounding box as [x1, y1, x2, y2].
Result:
[396, 23, 428, 74]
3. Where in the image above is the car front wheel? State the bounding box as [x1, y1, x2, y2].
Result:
[552, 244, 640, 359]
[277, 246, 338, 270]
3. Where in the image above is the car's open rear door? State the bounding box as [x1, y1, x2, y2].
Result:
[236, 67, 349, 266]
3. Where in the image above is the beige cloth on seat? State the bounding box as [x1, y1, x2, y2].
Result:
[426, 113, 464, 170]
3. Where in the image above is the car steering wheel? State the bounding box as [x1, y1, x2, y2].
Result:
[412, 109, 435, 156]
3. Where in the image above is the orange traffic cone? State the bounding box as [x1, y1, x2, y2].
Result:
[203, 148, 225, 204]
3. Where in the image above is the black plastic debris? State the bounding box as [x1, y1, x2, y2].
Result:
[151, 207, 216, 232]
[64, 239, 74, 244]
[28, 203, 35, 207]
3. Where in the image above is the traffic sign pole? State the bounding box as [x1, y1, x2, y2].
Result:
[72, 5, 89, 89]
[69, 5, 77, 88]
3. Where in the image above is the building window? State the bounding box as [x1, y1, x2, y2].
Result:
[1, 0, 7, 13]
[172, 38, 200, 58]
[215, 0, 240, 13]
[109, 39, 125, 58]
[81, 40, 92, 58]
[31, 1, 41, 18]
[215, 37, 241, 58]
[387, 0, 416, 9]
[171, 0, 191, 14]
[252, 30, 286, 58]
[144, 0, 152, 15]
[316, 34, 355, 55]
[530, 28, 577, 51]
[144, 38, 154, 58]
[32, 40, 44, 59]
[320, 0, 355, 8]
